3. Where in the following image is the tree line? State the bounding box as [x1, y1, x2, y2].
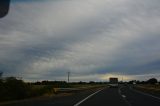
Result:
[128, 78, 159, 84]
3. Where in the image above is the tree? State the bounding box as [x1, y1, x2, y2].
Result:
[147, 78, 158, 84]
[89, 81, 95, 84]
[5, 77, 30, 99]
[0, 72, 3, 83]
[0, 72, 3, 78]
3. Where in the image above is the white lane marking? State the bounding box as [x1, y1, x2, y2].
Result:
[122, 95, 126, 98]
[119, 87, 126, 98]
[73, 88, 104, 106]
[130, 87, 160, 101]
[118, 86, 132, 106]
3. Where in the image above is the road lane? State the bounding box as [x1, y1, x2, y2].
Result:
[0, 88, 102, 106]
[120, 86, 160, 106]
[1, 86, 160, 106]
[77, 87, 128, 106]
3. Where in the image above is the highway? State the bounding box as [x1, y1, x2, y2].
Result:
[1, 86, 160, 106]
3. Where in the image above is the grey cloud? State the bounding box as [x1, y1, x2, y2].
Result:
[0, 0, 160, 81]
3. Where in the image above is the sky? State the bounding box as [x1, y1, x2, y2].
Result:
[0, 0, 160, 82]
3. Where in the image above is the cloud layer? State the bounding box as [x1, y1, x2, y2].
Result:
[0, 0, 160, 81]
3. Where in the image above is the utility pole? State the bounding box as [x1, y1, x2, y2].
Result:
[68, 72, 70, 83]
[122, 76, 123, 82]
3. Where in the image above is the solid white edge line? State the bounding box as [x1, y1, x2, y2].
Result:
[130, 87, 160, 100]
[73, 88, 104, 106]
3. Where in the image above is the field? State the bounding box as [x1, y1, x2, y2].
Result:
[134, 84, 160, 97]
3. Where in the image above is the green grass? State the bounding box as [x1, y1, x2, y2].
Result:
[136, 84, 160, 91]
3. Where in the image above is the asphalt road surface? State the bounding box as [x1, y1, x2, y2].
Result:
[1, 86, 160, 106]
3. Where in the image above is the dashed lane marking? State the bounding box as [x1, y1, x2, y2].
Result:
[122, 95, 126, 98]
[118, 86, 132, 106]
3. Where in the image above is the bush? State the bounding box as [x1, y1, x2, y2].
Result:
[0, 79, 7, 101]
[29, 85, 54, 97]
[147, 78, 158, 84]
[0, 77, 31, 101]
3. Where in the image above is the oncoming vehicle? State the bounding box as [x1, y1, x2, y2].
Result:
[109, 78, 118, 88]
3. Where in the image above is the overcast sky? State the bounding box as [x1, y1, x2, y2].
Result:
[0, 0, 160, 81]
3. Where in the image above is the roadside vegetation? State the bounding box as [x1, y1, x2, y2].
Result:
[0, 72, 106, 102]
[129, 78, 160, 96]
[1, 71, 159, 102]
[0, 77, 68, 102]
